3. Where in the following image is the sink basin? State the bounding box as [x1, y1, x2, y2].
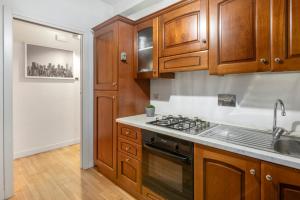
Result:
[273, 138, 300, 157]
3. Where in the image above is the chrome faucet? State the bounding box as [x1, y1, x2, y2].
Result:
[272, 99, 288, 140]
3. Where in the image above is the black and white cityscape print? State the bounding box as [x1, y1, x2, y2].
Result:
[26, 44, 74, 79]
[27, 62, 73, 78]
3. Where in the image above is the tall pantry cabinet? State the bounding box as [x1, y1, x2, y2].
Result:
[93, 16, 150, 182]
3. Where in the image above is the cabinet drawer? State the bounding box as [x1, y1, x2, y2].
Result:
[142, 186, 166, 200]
[118, 138, 141, 160]
[159, 51, 208, 73]
[118, 123, 142, 144]
[117, 152, 141, 196]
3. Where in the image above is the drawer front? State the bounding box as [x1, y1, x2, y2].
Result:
[117, 152, 141, 196]
[118, 123, 142, 144]
[118, 138, 142, 160]
[142, 186, 166, 200]
[159, 51, 208, 73]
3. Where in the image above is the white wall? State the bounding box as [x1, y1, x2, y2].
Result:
[151, 71, 300, 132]
[13, 20, 81, 158]
[4, 0, 114, 30]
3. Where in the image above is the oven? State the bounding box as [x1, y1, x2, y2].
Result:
[142, 130, 194, 200]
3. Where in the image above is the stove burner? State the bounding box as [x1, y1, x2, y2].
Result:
[148, 115, 215, 135]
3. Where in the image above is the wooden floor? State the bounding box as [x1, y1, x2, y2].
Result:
[10, 145, 135, 200]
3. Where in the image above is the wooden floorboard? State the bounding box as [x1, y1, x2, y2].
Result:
[10, 144, 136, 200]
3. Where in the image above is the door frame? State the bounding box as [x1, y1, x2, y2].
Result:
[2, 5, 94, 199]
[0, 3, 5, 200]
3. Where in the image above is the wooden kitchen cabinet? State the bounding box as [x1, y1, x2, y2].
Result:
[271, 0, 300, 71]
[117, 123, 142, 198]
[134, 17, 174, 79]
[94, 22, 118, 90]
[261, 162, 300, 200]
[117, 152, 142, 196]
[194, 144, 261, 200]
[93, 16, 150, 183]
[134, 18, 159, 79]
[94, 91, 118, 181]
[209, 0, 271, 75]
[158, 0, 209, 73]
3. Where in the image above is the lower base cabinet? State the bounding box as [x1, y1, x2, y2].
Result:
[117, 123, 142, 199]
[194, 144, 261, 200]
[117, 152, 141, 196]
[262, 162, 300, 200]
[114, 124, 300, 200]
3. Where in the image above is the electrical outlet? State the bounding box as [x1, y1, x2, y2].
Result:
[218, 94, 236, 107]
[153, 93, 159, 100]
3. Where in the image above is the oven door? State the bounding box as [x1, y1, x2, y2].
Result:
[142, 143, 193, 200]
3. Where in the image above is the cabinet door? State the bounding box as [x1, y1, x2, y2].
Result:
[134, 18, 159, 79]
[209, 0, 271, 74]
[262, 162, 300, 200]
[94, 23, 118, 90]
[117, 152, 141, 196]
[94, 91, 118, 181]
[159, 0, 208, 57]
[194, 145, 261, 200]
[271, 0, 300, 71]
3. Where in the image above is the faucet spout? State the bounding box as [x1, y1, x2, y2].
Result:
[273, 99, 286, 133]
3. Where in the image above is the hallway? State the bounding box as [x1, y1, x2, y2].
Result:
[10, 145, 135, 200]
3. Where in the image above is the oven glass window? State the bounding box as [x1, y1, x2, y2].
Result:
[143, 149, 193, 200]
[147, 153, 183, 192]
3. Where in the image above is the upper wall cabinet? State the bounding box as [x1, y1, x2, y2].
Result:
[158, 0, 209, 73]
[134, 18, 174, 79]
[94, 23, 118, 91]
[271, 0, 300, 71]
[209, 0, 271, 75]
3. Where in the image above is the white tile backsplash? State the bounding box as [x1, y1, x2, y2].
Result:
[151, 71, 300, 132]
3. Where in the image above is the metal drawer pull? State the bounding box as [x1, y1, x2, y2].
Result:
[274, 58, 282, 64]
[266, 174, 272, 181]
[250, 169, 256, 175]
[260, 58, 268, 64]
[125, 158, 130, 162]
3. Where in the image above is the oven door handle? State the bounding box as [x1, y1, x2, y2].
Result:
[143, 144, 189, 163]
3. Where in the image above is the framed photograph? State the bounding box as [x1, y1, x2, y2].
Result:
[25, 43, 75, 79]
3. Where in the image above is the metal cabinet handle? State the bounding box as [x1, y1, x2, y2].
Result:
[250, 169, 256, 176]
[266, 174, 273, 181]
[260, 58, 268, 64]
[202, 39, 207, 44]
[125, 147, 130, 151]
[125, 131, 129, 135]
[274, 58, 282, 64]
[112, 82, 117, 86]
[125, 158, 130, 162]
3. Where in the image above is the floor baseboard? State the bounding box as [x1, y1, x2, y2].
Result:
[14, 138, 80, 159]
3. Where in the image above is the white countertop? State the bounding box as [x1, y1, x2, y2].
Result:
[117, 114, 300, 170]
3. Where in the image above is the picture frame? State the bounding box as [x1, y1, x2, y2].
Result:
[24, 43, 75, 80]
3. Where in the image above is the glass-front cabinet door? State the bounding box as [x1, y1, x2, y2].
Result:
[138, 27, 153, 73]
[134, 18, 174, 79]
[134, 18, 158, 79]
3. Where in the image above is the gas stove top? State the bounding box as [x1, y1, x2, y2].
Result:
[147, 115, 217, 135]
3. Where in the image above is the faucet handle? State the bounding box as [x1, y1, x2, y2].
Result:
[273, 127, 289, 140]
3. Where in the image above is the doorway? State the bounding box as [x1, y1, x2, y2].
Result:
[11, 19, 83, 197]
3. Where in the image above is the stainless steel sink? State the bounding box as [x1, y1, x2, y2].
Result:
[273, 137, 300, 157]
[199, 125, 275, 152]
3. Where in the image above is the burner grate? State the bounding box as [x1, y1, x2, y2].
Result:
[147, 115, 214, 134]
